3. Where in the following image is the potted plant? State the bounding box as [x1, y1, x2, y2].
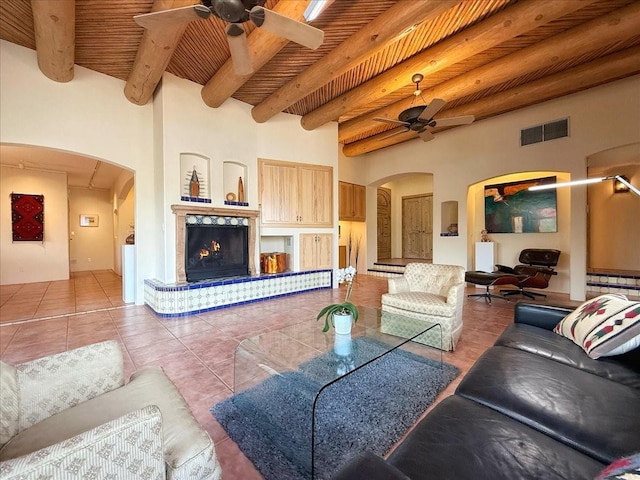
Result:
[316, 266, 358, 333]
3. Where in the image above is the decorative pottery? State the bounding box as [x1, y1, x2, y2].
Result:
[189, 167, 200, 197]
[333, 313, 353, 335]
[238, 176, 245, 203]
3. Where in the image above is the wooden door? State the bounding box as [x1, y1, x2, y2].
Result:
[338, 181, 353, 220]
[352, 184, 366, 221]
[300, 233, 332, 270]
[377, 187, 391, 260]
[402, 194, 432, 259]
[316, 234, 333, 269]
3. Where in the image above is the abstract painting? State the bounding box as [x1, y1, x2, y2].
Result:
[484, 176, 557, 233]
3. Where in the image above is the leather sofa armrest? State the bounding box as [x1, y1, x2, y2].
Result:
[0, 405, 164, 479]
[388, 276, 409, 294]
[16, 341, 125, 429]
[495, 264, 516, 274]
[330, 452, 411, 480]
[514, 302, 576, 330]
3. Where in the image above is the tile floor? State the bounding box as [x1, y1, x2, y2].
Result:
[0, 272, 579, 479]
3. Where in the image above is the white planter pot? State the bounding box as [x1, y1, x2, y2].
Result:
[333, 313, 353, 335]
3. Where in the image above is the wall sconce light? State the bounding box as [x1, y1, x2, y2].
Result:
[614, 175, 631, 193]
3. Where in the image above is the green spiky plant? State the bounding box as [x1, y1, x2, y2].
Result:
[316, 266, 358, 332]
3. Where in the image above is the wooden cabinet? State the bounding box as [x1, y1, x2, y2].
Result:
[339, 181, 366, 221]
[300, 234, 332, 270]
[259, 159, 333, 227]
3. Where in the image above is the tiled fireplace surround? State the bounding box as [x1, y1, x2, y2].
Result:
[144, 205, 332, 317]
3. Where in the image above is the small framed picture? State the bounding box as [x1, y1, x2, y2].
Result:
[79, 214, 99, 227]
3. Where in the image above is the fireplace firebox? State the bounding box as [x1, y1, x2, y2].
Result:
[186, 223, 249, 282]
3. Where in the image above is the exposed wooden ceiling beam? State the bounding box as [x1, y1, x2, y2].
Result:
[339, 1, 640, 143]
[302, 0, 594, 131]
[201, 0, 310, 108]
[250, 0, 460, 124]
[342, 47, 640, 157]
[31, 0, 75, 82]
[124, 0, 196, 106]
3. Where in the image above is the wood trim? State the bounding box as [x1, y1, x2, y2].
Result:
[201, 0, 310, 108]
[31, 0, 75, 82]
[343, 46, 640, 157]
[171, 205, 260, 283]
[250, 0, 458, 123]
[338, 1, 640, 143]
[303, 0, 593, 131]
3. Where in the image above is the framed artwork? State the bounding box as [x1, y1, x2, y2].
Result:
[484, 176, 557, 233]
[11, 193, 44, 241]
[79, 214, 99, 227]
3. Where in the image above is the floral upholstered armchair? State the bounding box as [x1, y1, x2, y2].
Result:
[0, 340, 222, 480]
[381, 263, 466, 351]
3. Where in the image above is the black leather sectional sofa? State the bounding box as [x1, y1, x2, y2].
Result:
[332, 302, 640, 480]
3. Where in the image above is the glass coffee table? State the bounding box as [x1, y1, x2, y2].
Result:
[233, 306, 442, 479]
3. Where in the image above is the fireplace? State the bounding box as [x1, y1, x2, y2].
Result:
[172, 205, 259, 283]
[186, 223, 248, 281]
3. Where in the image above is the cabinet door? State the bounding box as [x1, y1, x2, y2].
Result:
[299, 166, 333, 226]
[339, 181, 354, 220]
[260, 162, 298, 225]
[316, 234, 333, 269]
[300, 234, 333, 270]
[352, 184, 366, 221]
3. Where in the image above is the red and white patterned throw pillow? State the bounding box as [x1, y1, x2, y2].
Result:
[554, 293, 640, 359]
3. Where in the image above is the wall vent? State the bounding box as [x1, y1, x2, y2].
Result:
[521, 118, 568, 146]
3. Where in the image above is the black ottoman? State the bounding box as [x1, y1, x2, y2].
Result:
[465, 271, 520, 303]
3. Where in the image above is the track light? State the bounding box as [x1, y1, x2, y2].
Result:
[528, 175, 640, 197]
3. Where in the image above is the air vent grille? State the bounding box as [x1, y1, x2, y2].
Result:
[521, 118, 568, 146]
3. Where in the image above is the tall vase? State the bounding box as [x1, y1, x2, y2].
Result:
[333, 313, 353, 335]
[238, 176, 245, 203]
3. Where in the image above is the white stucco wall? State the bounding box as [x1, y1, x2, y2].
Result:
[347, 74, 640, 300]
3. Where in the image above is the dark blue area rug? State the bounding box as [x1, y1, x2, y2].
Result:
[211, 337, 459, 480]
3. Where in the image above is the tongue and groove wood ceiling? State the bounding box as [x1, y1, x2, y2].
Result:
[1, 0, 639, 157]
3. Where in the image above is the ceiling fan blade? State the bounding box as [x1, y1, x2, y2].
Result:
[432, 115, 476, 127]
[133, 5, 210, 30]
[226, 24, 253, 75]
[380, 127, 410, 140]
[373, 117, 410, 127]
[249, 6, 324, 50]
[418, 98, 446, 122]
[419, 130, 435, 142]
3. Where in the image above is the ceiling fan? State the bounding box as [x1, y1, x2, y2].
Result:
[373, 73, 475, 142]
[134, 0, 324, 76]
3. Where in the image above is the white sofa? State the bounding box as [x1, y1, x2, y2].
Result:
[0, 340, 222, 480]
[381, 263, 466, 351]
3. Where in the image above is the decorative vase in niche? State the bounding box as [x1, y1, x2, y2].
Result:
[334, 333, 352, 356]
[189, 167, 200, 197]
[333, 313, 353, 335]
[237, 176, 245, 203]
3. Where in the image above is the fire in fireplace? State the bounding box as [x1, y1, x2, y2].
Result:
[186, 223, 249, 282]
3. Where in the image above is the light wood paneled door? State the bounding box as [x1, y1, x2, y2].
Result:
[377, 187, 391, 260]
[402, 194, 433, 260]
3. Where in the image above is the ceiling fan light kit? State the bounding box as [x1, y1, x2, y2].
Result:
[134, 0, 324, 76]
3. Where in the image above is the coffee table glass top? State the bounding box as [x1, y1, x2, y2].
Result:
[232, 306, 442, 479]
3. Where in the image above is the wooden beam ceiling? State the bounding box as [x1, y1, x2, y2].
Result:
[249, 0, 461, 123]
[124, 0, 196, 106]
[31, 0, 75, 82]
[201, 0, 310, 108]
[301, 0, 595, 131]
[339, 1, 640, 143]
[342, 46, 640, 157]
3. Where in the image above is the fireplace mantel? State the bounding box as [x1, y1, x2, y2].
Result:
[172, 205, 259, 283]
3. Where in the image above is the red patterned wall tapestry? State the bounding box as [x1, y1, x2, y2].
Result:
[11, 193, 44, 241]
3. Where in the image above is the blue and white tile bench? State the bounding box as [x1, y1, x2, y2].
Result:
[145, 270, 332, 317]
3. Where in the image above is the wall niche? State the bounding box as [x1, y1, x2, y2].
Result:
[180, 153, 211, 204]
[223, 161, 248, 206]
